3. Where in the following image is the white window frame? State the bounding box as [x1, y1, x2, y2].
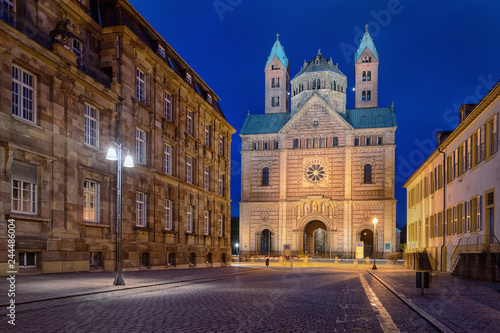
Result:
[84, 104, 99, 148]
[186, 156, 193, 184]
[187, 110, 194, 136]
[158, 45, 166, 58]
[11, 180, 37, 214]
[165, 199, 172, 230]
[19, 252, 37, 268]
[204, 211, 210, 235]
[136, 128, 146, 165]
[136, 192, 147, 227]
[164, 92, 172, 121]
[186, 73, 192, 84]
[164, 144, 172, 175]
[83, 180, 100, 222]
[12, 65, 36, 123]
[72, 38, 83, 58]
[207, 94, 212, 104]
[204, 165, 210, 190]
[205, 124, 210, 147]
[187, 206, 193, 233]
[218, 214, 223, 237]
[218, 173, 224, 196]
[136, 69, 146, 102]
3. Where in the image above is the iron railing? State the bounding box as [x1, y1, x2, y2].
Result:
[77, 58, 111, 88]
[0, 4, 51, 49]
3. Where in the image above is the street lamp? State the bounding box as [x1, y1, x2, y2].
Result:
[235, 243, 239, 256]
[106, 143, 134, 285]
[372, 217, 378, 270]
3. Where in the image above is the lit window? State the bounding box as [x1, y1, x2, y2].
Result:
[218, 214, 224, 237]
[186, 156, 193, 184]
[158, 45, 165, 58]
[135, 128, 146, 164]
[136, 69, 146, 102]
[83, 180, 100, 222]
[164, 144, 172, 175]
[204, 211, 210, 235]
[187, 206, 194, 233]
[11, 161, 37, 214]
[164, 92, 172, 121]
[204, 165, 210, 190]
[12, 65, 36, 123]
[205, 124, 210, 147]
[136, 192, 147, 227]
[165, 199, 172, 230]
[218, 173, 224, 196]
[187, 111, 194, 136]
[84, 104, 99, 148]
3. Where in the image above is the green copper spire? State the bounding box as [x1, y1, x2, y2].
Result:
[265, 33, 289, 69]
[355, 25, 379, 62]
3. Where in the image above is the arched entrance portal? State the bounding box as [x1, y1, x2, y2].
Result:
[304, 221, 327, 257]
[260, 229, 272, 255]
[360, 229, 373, 258]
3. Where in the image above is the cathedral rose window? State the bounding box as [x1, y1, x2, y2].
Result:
[305, 160, 327, 183]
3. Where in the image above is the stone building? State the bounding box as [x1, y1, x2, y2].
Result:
[404, 82, 499, 278]
[0, 0, 234, 274]
[239, 30, 397, 259]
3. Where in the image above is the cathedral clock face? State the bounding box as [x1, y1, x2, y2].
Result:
[304, 160, 327, 184]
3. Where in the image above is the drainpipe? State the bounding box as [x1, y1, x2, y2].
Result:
[438, 147, 446, 271]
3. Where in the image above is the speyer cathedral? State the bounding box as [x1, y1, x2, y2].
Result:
[239, 29, 397, 259]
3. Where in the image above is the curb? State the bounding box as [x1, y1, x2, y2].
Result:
[368, 270, 454, 333]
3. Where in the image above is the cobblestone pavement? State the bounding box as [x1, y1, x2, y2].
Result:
[370, 269, 500, 333]
[0, 266, 497, 332]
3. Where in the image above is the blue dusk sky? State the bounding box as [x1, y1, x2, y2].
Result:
[129, 0, 500, 226]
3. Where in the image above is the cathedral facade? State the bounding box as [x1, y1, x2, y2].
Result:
[239, 30, 397, 259]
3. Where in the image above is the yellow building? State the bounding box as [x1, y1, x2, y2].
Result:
[404, 82, 499, 278]
[0, 0, 234, 274]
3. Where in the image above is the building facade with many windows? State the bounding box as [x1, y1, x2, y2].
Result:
[0, 0, 234, 274]
[404, 82, 499, 277]
[239, 31, 397, 259]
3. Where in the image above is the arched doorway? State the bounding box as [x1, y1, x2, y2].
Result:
[304, 221, 327, 257]
[360, 229, 373, 258]
[260, 229, 272, 255]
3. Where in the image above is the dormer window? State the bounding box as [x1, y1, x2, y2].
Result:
[315, 58, 319, 65]
[207, 94, 212, 104]
[186, 73, 192, 84]
[158, 45, 165, 58]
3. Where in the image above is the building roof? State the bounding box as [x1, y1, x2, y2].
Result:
[240, 106, 396, 135]
[265, 36, 289, 69]
[240, 113, 291, 135]
[355, 28, 379, 62]
[292, 51, 345, 80]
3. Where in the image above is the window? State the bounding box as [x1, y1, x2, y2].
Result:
[158, 45, 165, 58]
[333, 137, 338, 147]
[185, 73, 192, 84]
[472, 196, 482, 231]
[378, 137, 382, 145]
[19, 252, 36, 268]
[136, 69, 146, 102]
[136, 192, 147, 227]
[271, 78, 275, 88]
[275, 96, 280, 106]
[367, 91, 371, 101]
[164, 144, 172, 175]
[293, 139, 299, 149]
[219, 135, 224, 157]
[480, 125, 486, 162]
[362, 71, 366, 81]
[135, 128, 146, 165]
[207, 94, 212, 104]
[218, 214, 224, 237]
[264, 142, 268, 150]
[367, 71, 371, 81]
[317, 79, 321, 89]
[275, 141, 279, 149]
[204, 211, 210, 235]
[205, 124, 210, 147]
[168, 253, 176, 266]
[187, 111, 194, 136]
[140, 252, 150, 267]
[366, 137, 371, 146]
[164, 93, 172, 121]
[187, 206, 194, 233]
[262, 167, 270, 186]
[362, 91, 366, 101]
[253, 142, 258, 150]
[218, 173, 224, 196]
[363, 164, 372, 184]
[487, 113, 498, 158]
[204, 165, 210, 190]
[84, 104, 99, 148]
[72, 38, 82, 58]
[165, 199, 172, 230]
[83, 180, 100, 222]
[12, 65, 36, 123]
[186, 156, 193, 184]
[276, 77, 280, 88]
[11, 161, 37, 214]
[354, 138, 359, 146]
[189, 252, 196, 265]
[89, 253, 102, 266]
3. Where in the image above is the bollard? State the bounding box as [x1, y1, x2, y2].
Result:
[335, 256, 339, 264]
[354, 259, 358, 268]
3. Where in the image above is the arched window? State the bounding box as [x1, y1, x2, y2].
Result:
[341, 86, 343, 93]
[312, 80, 316, 89]
[333, 137, 338, 147]
[293, 139, 299, 149]
[367, 71, 371, 81]
[253, 142, 258, 150]
[369, 57, 372, 62]
[317, 79, 321, 89]
[364, 164, 372, 183]
[378, 137, 382, 145]
[333, 81, 336, 91]
[262, 167, 269, 186]
[355, 138, 359, 146]
[366, 137, 371, 146]
[362, 71, 366, 81]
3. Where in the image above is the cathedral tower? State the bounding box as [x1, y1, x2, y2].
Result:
[265, 34, 290, 114]
[355, 26, 379, 109]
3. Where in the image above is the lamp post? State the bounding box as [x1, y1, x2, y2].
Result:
[235, 243, 239, 256]
[106, 143, 134, 285]
[372, 217, 378, 270]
